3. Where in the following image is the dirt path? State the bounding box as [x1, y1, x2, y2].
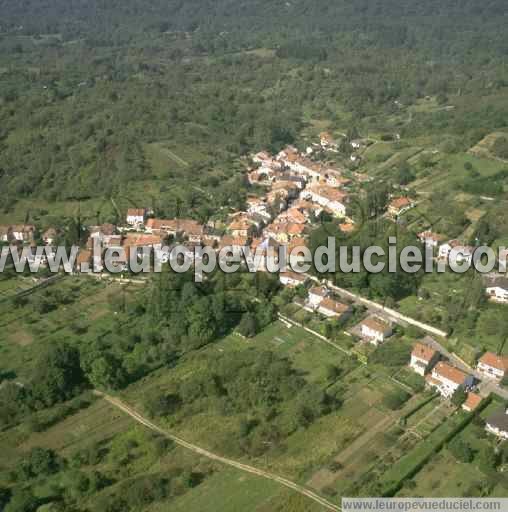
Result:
[97, 392, 341, 512]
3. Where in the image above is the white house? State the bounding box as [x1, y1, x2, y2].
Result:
[485, 277, 508, 304]
[279, 271, 307, 288]
[417, 231, 445, 248]
[410, 343, 439, 376]
[360, 316, 392, 345]
[438, 240, 474, 264]
[486, 408, 508, 440]
[438, 239, 460, 260]
[477, 352, 508, 380]
[308, 286, 328, 307]
[425, 362, 468, 398]
[126, 208, 146, 227]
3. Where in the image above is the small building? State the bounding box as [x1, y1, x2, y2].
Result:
[410, 343, 440, 376]
[308, 286, 328, 307]
[438, 240, 474, 264]
[462, 392, 482, 413]
[10, 224, 35, 242]
[126, 208, 146, 227]
[438, 239, 461, 260]
[360, 316, 392, 345]
[388, 197, 414, 218]
[485, 277, 508, 304]
[426, 362, 468, 398]
[417, 231, 445, 248]
[317, 298, 351, 320]
[279, 271, 307, 288]
[228, 219, 254, 239]
[320, 132, 337, 149]
[486, 407, 508, 440]
[42, 228, 59, 246]
[477, 352, 508, 381]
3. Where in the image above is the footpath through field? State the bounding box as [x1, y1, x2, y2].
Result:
[96, 391, 341, 511]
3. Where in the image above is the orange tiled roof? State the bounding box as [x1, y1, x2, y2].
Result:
[319, 298, 349, 315]
[433, 362, 468, 385]
[463, 392, 482, 411]
[390, 197, 412, 210]
[362, 316, 391, 333]
[412, 343, 437, 363]
[479, 352, 508, 372]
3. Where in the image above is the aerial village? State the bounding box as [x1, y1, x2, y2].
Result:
[2, 132, 508, 440]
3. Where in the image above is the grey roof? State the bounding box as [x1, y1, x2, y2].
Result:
[485, 276, 508, 290]
[486, 408, 508, 432]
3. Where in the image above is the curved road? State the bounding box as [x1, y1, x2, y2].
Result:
[97, 392, 341, 511]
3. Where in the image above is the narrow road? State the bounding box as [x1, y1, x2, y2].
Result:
[96, 392, 341, 512]
[303, 274, 448, 338]
[421, 336, 508, 400]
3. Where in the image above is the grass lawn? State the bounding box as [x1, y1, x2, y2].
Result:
[396, 450, 487, 497]
[157, 467, 284, 512]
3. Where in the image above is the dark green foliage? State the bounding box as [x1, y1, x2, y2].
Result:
[237, 312, 258, 338]
[0, 487, 11, 509]
[3, 489, 38, 512]
[476, 445, 500, 473]
[492, 137, 508, 160]
[18, 447, 62, 480]
[451, 386, 467, 407]
[370, 342, 412, 368]
[119, 476, 171, 509]
[31, 342, 86, 407]
[145, 392, 182, 418]
[382, 390, 411, 411]
[448, 437, 474, 463]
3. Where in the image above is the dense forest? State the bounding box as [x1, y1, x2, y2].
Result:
[0, 0, 507, 217]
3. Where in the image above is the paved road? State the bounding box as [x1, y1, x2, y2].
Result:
[97, 392, 341, 511]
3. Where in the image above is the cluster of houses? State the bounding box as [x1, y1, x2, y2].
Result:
[409, 340, 508, 439]
[0, 224, 58, 245]
[75, 212, 211, 272]
[248, 146, 352, 219]
[278, 275, 395, 345]
[416, 230, 508, 303]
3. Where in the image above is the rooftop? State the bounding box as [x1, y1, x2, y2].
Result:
[478, 352, 508, 372]
[433, 362, 468, 385]
[412, 342, 438, 363]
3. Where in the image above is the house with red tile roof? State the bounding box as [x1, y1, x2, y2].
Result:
[426, 362, 468, 398]
[318, 298, 351, 320]
[462, 392, 482, 412]
[410, 343, 440, 376]
[388, 197, 414, 217]
[477, 352, 508, 380]
[360, 316, 393, 345]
